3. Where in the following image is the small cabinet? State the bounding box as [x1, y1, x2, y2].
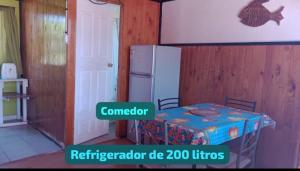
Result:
[0, 79, 30, 127]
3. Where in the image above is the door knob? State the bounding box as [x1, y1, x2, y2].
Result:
[108, 63, 113, 68]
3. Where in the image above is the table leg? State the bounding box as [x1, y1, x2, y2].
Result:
[141, 132, 145, 145]
[16, 82, 21, 120]
[0, 82, 3, 126]
[22, 80, 28, 122]
[139, 132, 145, 169]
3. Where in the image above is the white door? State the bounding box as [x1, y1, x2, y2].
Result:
[74, 0, 120, 144]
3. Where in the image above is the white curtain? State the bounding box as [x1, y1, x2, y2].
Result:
[0, 10, 7, 65]
[0, 6, 23, 75]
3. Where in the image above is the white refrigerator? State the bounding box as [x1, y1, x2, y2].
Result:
[127, 45, 182, 143]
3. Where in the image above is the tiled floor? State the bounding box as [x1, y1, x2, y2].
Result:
[0, 125, 61, 165]
[0, 137, 207, 169]
[0, 139, 134, 168]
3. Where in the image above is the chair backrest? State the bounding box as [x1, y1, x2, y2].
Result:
[158, 98, 180, 111]
[225, 96, 257, 112]
[237, 118, 263, 168]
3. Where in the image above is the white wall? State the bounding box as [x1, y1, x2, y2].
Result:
[161, 0, 300, 44]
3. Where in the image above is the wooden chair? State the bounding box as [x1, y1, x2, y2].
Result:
[208, 118, 263, 168]
[158, 98, 181, 111]
[225, 96, 257, 112]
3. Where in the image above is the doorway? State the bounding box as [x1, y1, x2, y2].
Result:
[73, 0, 120, 144]
[0, 0, 65, 165]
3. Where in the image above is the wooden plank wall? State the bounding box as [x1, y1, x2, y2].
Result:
[20, 0, 67, 145]
[180, 45, 300, 168]
[115, 0, 160, 102]
[116, 0, 160, 137]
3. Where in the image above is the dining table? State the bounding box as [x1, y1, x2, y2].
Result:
[139, 103, 276, 145]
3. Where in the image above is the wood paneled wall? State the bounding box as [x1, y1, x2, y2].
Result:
[116, 0, 160, 137]
[114, 0, 160, 102]
[180, 45, 300, 168]
[21, 0, 67, 145]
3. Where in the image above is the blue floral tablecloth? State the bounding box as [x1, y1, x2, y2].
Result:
[140, 103, 276, 145]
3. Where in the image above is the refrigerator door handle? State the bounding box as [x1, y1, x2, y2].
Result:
[130, 72, 153, 78]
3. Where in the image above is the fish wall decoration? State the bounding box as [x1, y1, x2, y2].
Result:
[239, 0, 285, 27]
